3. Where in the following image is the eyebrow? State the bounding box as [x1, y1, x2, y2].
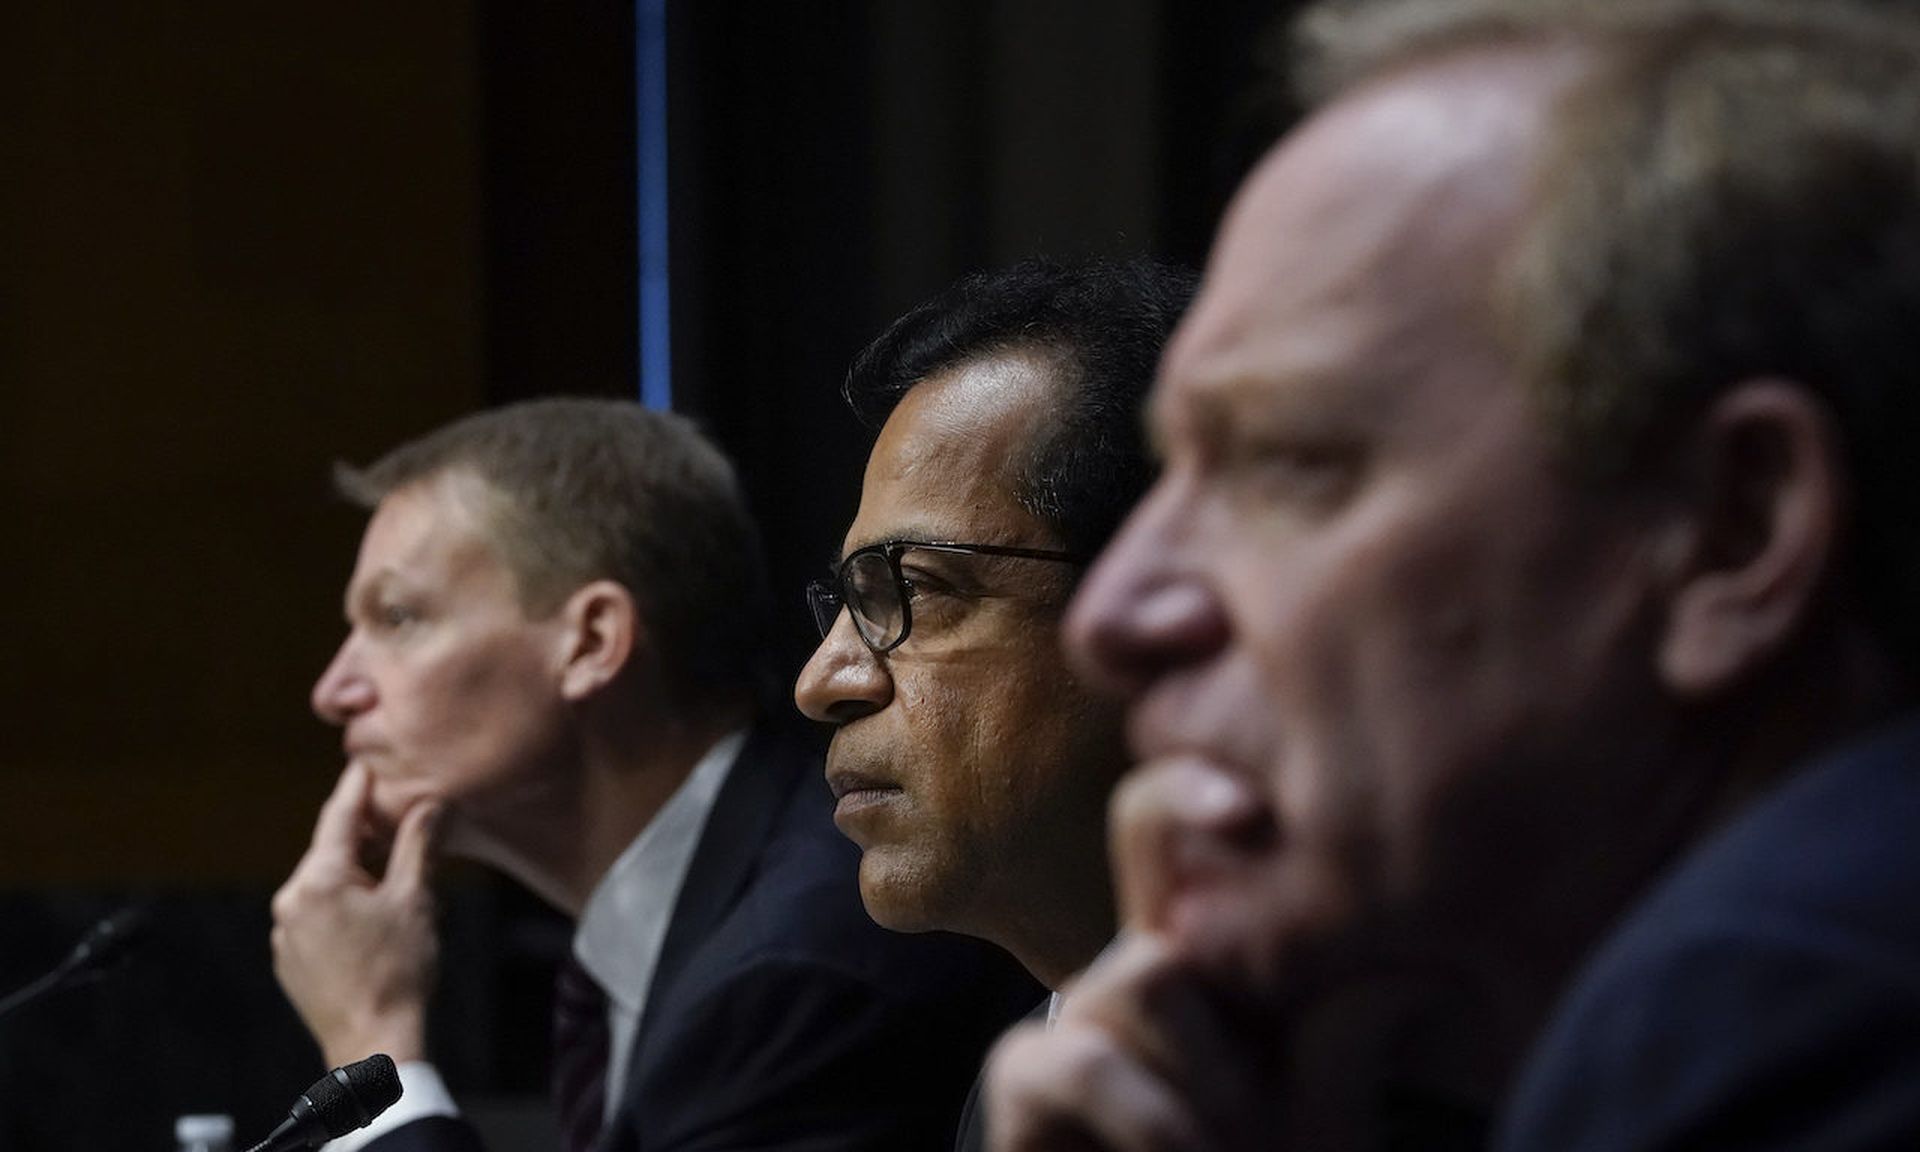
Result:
[1145, 385, 1232, 459]
[343, 570, 397, 618]
[1160, 366, 1376, 459]
[829, 526, 964, 569]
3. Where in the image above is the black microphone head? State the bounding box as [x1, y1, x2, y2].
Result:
[343, 1053, 402, 1116]
[301, 1054, 401, 1138]
[68, 906, 148, 974]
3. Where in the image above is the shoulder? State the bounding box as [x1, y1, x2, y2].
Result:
[622, 946, 1032, 1151]
[1496, 722, 1920, 1151]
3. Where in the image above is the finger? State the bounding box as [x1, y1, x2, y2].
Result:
[305, 762, 374, 867]
[1108, 757, 1266, 934]
[988, 1022, 1206, 1152]
[1057, 936, 1203, 1082]
[383, 800, 443, 892]
[1056, 933, 1174, 1010]
[1066, 932, 1288, 1149]
[1054, 931, 1134, 1000]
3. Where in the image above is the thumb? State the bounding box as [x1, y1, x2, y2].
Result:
[305, 763, 375, 869]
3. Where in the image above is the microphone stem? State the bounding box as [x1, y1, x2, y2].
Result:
[240, 1113, 306, 1152]
[0, 967, 71, 1022]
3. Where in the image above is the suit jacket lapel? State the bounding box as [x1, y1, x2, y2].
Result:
[638, 723, 805, 1045]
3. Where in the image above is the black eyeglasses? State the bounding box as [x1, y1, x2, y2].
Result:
[807, 540, 1084, 653]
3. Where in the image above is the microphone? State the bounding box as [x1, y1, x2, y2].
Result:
[0, 907, 149, 1022]
[243, 1054, 402, 1152]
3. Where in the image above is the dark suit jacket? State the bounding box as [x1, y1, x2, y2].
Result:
[951, 997, 1049, 1152]
[369, 725, 1043, 1152]
[1496, 715, 1920, 1150]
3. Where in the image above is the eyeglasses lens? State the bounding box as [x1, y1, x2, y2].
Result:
[843, 550, 905, 649]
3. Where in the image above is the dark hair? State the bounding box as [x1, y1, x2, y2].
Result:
[844, 257, 1199, 559]
[1293, 0, 1920, 671]
[336, 397, 771, 717]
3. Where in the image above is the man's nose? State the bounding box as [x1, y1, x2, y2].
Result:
[793, 611, 893, 725]
[310, 636, 373, 725]
[1066, 481, 1229, 698]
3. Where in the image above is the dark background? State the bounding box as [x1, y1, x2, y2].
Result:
[0, 2, 1296, 1147]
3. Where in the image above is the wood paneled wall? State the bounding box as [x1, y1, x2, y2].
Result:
[0, 1, 485, 886]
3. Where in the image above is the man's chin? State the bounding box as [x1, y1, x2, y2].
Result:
[855, 851, 954, 934]
[362, 777, 459, 848]
[364, 780, 425, 827]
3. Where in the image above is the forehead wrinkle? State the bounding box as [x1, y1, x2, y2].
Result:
[1158, 331, 1390, 454]
[850, 354, 1058, 560]
[351, 473, 513, 609]
[841, 520, 1020, 558]
[895, 354, 1053, 469]
[873, 398, 1030, 493]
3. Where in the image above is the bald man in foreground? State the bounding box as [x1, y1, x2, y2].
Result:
[991, 1, 1920, 1148]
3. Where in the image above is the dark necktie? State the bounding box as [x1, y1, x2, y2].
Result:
[552, 953, 611, 1152]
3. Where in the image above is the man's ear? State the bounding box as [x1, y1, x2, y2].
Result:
[1656, 379, 1846, 698]
[557, 580, 643, 702]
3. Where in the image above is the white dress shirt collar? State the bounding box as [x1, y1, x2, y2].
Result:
[574, 727, 746, 1117]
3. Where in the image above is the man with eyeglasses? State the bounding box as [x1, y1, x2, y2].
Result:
[270, 399, 1040, 1152]
[795, 256, 1197, 1150]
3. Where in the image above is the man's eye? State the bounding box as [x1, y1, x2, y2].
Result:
[1219, 443, 1360, 511]
[899, 572, 970, 613]
[900, 566, 967, 596]
[376, 603, 421, 629]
